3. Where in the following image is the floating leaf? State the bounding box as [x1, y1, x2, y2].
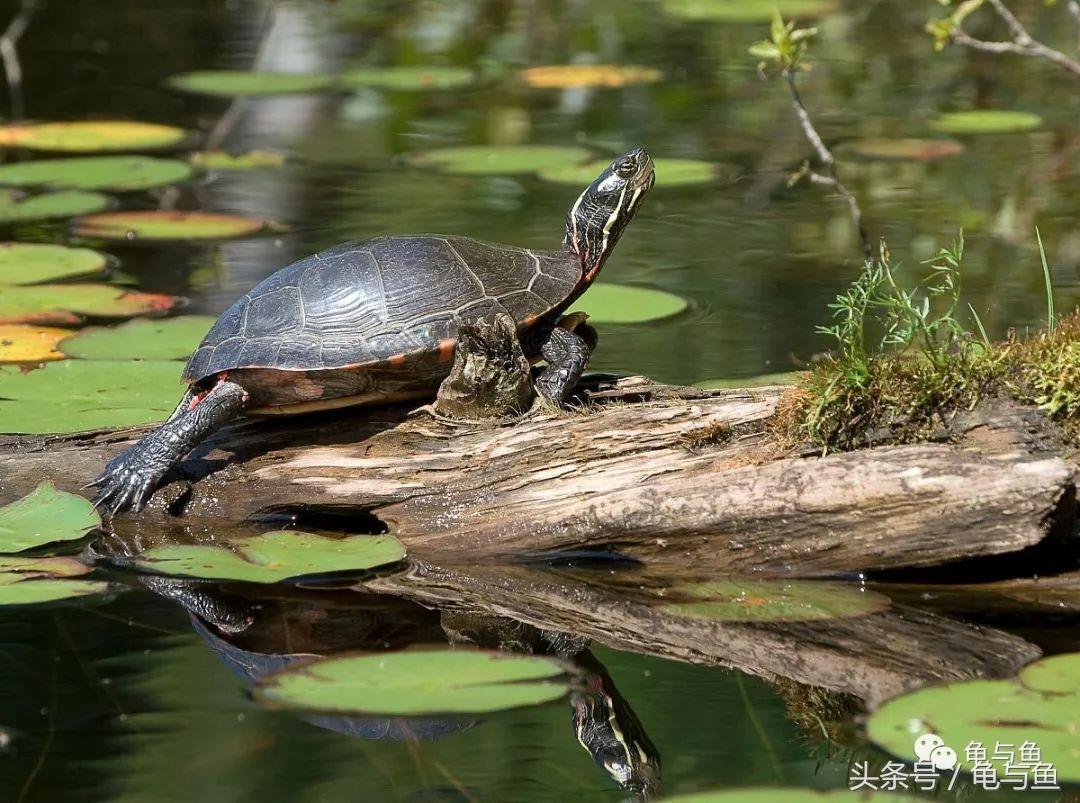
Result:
[568, 283, 688, 324]
[520, 65, 662, 89]
[849, 138, 965, 161]
[661, 580, 891, 622]
[1018, 652, 1080, 695]
[930, 110, 1043, 135]
[0, 577, 108, 605]
[538, 157, 730, 187]
[168, 71, 335, 97]
[0, 481, 99, 553]
[661, 0, 836, 22]
[695, 372, 800, 389]
[60, 316, 214, 361]
[341, 66, 475, 91]
[0, 324, 71, 362]
[0, 188, 109, 223]
[404, 145, 593, 175]
[664, 791, 924, 802]
[0, 156, 193, 192]
[0, 359, 185, 434]
[0, 242, 108, 284]
[0, 283, 178, 325]
[868, 671, 1080, 782]
[0, 121, 188, 153]
[190, 149, 286, 171]
[134, 531, 406, 584]
[256, 649, 569, 716]
[0, 555, 91, 577]
[72, 210, 268, 242]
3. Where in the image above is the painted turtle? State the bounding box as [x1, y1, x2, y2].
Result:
[92, 147, 655, 513]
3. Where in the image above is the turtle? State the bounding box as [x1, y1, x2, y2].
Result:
[91, 147, 655, 514]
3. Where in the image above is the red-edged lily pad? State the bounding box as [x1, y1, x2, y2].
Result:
[72, 210, 269, 242]
[0, 283, 178, 325]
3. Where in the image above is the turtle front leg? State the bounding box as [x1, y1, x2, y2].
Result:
[91, 379, 248, 515]
[535, 325, 594, 406]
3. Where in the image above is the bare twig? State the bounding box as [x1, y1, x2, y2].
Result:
[951, 0, 1080, 77]
[0, 0, 38, 120]
[782, 70, 871, 257]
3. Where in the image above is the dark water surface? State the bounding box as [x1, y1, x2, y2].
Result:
[2, 0, 1080, 800]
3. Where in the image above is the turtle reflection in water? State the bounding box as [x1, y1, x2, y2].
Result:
[92, 148, 656, 514]
[142, 577, 661, 799]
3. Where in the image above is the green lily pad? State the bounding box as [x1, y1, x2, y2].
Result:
[930, 110, 1043, 135]
[60, 316, 214, 361]
[0, 576, 108, 605]
[404, 145, 593, 176]
[661, 0, 837, 22]
[0, 481, 99, 552]
[538, 157, 729, 187]
[167, 71, 335, 97]
[1018, 652, 1080, 694]
[868, 673, 1080, 782]
[0, 242, 108, 284]
[849, 138, 965, 161]
[0, 188, 109, 223]
[134, 531, 406, 584]
[696, 372, 800, 389]
[340, 66, 475, 91]
[661, 579, 891, 622]
[189, 149, 286, 171]
[0, 324, 71, 363]
[664, 791, 924, 802]
[0, 555, 91, 577]
[72, 210, 268, 242]
[568, 283, 688, 324]
[0, 283, 179, 325]
[0, 121, 188, 153]
[256, 649, 569, 716]
[0, 156, 193, 192]
[520, 65, 662, 88]
[0, 359, 185, 434]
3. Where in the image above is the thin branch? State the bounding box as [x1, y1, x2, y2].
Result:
[782, 69, 871, 257]
[951, 0, 1080, 77]
[0, 0, 38, 120]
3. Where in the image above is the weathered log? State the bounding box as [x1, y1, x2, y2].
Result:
[0, 376, 1074, 576]
[367, 561, 1043, 708]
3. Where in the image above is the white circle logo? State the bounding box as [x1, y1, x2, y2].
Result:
[914, 733, 944, 762]
[929, 745, 958, 770]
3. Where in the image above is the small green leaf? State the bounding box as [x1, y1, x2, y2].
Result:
[0, 156, 193, 192]
[0, 189, 109, 223]
[0, 577, 109, 605]
[256, 649, 569, 716]
[568, 283, 688, 324]
[167, 71, 335, 97]
[0, 481, 99, 553]
[748, 41, 782, 59]
[0, 242, 108, 284]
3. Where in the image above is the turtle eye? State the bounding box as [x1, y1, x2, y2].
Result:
[615, 158, 636, 178]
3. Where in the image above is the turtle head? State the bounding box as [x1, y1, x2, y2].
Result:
[565, 147, 654, 279]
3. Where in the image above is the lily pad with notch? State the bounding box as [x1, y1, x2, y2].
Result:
[661, 579, 891, 622]
[0, 242, 108, 284]
[255, 649, 570, 716]
[133, 530, 406, 584]
[0, 156, 193, 192]
[0, 481, 99, 553]
[72, 210, 270, 242]
[0, 283, 179, 325]
[567, 283, 688, 324]
[0, 120, 188, 153]
[60, 316, 215, 361]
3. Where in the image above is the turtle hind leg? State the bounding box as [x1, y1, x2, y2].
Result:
[91, 379, 248, 515]
[534, 325, 594, 406]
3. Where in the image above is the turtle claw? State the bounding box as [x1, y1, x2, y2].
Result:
[90, 451, 165, 516]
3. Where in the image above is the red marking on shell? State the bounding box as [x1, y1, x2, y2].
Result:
[386, 353, 408, 367]
[437, 338, 455, 363]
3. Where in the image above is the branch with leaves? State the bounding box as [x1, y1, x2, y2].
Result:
[927, 0, 1080, 76]
[750, 13, 871, 257]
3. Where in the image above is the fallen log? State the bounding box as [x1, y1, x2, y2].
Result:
[0, 375, 1074, 576]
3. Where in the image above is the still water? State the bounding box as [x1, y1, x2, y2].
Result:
[2, 0, 1080, 800]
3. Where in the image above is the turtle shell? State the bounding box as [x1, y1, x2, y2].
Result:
[183, 235, 583, 393]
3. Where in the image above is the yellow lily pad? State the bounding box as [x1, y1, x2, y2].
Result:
[520, 65, 662, 89]
[0, 324, 71, 363]
[0, 120, 188, 153]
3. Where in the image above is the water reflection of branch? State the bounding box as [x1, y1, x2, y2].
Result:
[781, 69, 871, 257]
[0, 0, 37, 120]
[950, 0, 1080, 76]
